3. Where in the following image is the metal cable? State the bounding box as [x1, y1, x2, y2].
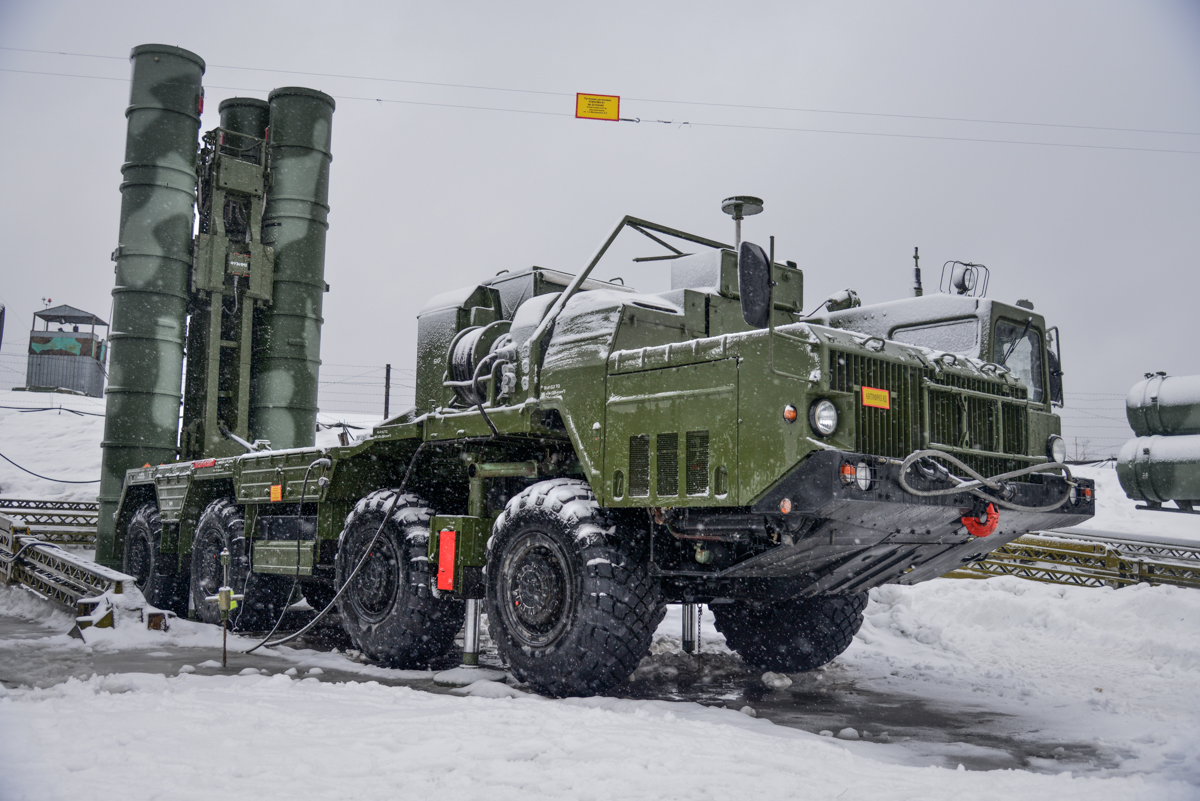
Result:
[897, 449, 1076, 513]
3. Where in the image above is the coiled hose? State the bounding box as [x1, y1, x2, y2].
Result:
[897, 449, 1077, 513]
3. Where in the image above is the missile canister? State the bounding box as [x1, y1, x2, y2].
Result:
[249, 87, 335, 449]
[96, 44, 204, 568]
[1126, 373, 1200, 437]
[1117, 434, 1200, 504]
[218, 96, 270, 138]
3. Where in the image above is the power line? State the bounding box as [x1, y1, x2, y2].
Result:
[4, 44, 1198, 139]
[5, 66, 1199, 156]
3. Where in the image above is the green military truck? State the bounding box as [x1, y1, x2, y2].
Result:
[98, 44, 1094, 698]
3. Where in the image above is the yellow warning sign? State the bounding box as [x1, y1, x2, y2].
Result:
[270, 484, 283, 502]
[861, 386, 891, 410]
[576, 93, 620, 121]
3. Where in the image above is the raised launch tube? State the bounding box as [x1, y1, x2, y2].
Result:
[96, 44, 205, 568]
[218, 96, 270, 139]
[249, 87, 335, 450]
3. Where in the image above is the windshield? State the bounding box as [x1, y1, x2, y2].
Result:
[995, 319, 1044, 402]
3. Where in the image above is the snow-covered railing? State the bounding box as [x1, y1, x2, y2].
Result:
[945, 530, 1200, 590]
[0, 497, 98, 545]
[0, 513, 128, 607]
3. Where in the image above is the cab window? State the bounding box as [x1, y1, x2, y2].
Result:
[994, 320, 1044, 403]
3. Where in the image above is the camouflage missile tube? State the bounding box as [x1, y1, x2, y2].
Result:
[96, 44, 205, 567]
[249, 87, 335, 450]
[218, 96, 270, 139]
[1118, 373, 1200, 508]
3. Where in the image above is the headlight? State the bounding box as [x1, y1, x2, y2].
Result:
[1047, 435, 1066, 464]
[809, 399, 838, 436]
[855, 461, 872, 491]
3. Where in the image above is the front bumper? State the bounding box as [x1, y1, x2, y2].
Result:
[725, 450, 1095, 594]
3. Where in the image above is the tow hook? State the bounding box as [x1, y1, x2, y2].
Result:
[962, 502, 999, 538]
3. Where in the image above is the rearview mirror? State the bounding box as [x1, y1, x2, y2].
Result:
[738, 241, 771, 328]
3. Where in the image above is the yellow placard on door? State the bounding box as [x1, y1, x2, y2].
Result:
[861, 386, 891, 410]
[576, 93, 620, 121]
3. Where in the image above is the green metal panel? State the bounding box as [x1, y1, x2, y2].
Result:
[604, 359, 738, 506]
[97, 44, 205, 568]
[251, 87, 335, 450]
[252, 540, 315, 575]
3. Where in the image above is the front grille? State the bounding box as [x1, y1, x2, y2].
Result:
[657, 433, 679, 497]
[831, 350, 1032, 479]
[686, 430, 710, 495]
[830, 352, 922, 459]
[629, 435, 650, 497]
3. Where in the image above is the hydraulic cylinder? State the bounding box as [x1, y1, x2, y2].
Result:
[250, 87, 335, 450]
[96, 44, 204, 568]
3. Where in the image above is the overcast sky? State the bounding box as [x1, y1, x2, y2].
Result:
[1, 1, 1197, 455]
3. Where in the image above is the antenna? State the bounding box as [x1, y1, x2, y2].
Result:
[913, 247, 923, 297]
[721, 196, 763, 248]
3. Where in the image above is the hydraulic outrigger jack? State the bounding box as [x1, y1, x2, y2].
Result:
[205, 548, 244, 668]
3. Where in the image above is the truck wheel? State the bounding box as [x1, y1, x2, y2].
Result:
[335, 490, 464, 667]
[485, 478, 660, 697]
[190, 499, 293, 631]
[711, 592, 868, 673]
[123, 502, 188, 616]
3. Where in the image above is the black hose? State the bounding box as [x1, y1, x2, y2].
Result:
[0, 450, 100, 484]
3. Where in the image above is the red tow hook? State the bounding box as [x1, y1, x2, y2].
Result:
[962, 503, 999, 538]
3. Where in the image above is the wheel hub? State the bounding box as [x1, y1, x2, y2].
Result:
[512, 547, 566, 630]
[350, 540, 398, 621]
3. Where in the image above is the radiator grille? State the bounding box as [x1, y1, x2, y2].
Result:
[629, 435, 650, 497]
[657, 433, 679, 497]
[831, 350, 1032, 479]
[686, 430, 710, 495]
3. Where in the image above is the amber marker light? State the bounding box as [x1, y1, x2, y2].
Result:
[779, 497, 793, 514]
[783, 404, 798, 423]
[840, 462, 856, 485]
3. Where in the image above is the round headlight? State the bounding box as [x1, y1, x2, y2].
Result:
[855, 461, 872, 491]
[809, 399, 838, 437]
[1047, 435, 1066, 464]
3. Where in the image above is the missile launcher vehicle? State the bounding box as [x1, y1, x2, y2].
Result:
[98, 45, 1094, 698]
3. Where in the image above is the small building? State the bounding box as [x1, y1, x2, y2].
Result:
[20, 305, 109, 398]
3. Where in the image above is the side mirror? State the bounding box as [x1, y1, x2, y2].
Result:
[738, 241, 772, 328]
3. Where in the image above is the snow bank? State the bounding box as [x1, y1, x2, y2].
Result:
[1, 668, 1187, 801]
[848, 577, 1200, 784]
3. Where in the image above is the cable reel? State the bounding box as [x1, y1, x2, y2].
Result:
[446, 319, 512, 407]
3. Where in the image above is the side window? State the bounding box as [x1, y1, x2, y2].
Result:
[995, 320, 1044, 403]
[891, 319, 980, 354]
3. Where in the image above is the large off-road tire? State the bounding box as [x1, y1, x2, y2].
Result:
[335, 490, 465, 667]
[485, 478, 660, 698]
[123, 502, 188, 616]
[189, 498, 293, 631]
[712, 593, 868, 673]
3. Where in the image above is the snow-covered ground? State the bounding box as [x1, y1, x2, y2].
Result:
[1, 388, 1198, 799]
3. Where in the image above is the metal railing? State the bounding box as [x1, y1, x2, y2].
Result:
[945, 529, 1200, 590]
[1, 514, 130, 608]
[0, 498, 98, 545]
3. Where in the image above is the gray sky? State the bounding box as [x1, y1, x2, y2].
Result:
[2, 0, 1198, 455]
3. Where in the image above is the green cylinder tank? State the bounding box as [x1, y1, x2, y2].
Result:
[96, 44, 205, 568]
[218, 96, 270, 139]
[250, 87, 335, 449]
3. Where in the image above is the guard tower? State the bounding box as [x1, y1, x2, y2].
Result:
[21, 305, 109, 397]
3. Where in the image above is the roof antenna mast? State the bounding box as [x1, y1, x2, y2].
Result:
[913, 246, 923, 297]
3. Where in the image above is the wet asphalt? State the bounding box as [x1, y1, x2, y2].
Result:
[0, 609, 1122, 775]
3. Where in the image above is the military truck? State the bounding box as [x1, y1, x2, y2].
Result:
[99, 44, 1094, 698]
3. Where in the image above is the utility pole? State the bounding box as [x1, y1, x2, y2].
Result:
[384, 363, 391, 419]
